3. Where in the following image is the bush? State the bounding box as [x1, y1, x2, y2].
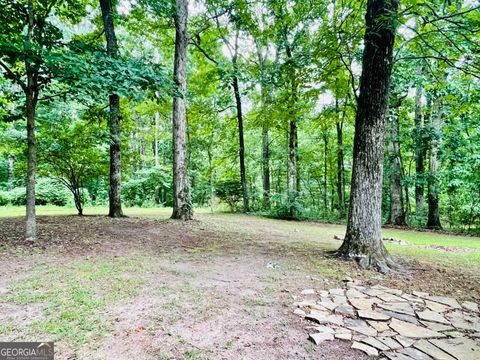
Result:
[215, 179, 243, 211]
[0, 190, 9, 206]
[7, 178, 71, 206]
[123, 167, 171, 207]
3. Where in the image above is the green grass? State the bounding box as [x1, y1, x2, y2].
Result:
[2, 255, 146, 346]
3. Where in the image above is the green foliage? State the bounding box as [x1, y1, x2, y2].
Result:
[122, 167, 171, 207]
[6, 178, 71, 206]
[214, 179, 243, 211]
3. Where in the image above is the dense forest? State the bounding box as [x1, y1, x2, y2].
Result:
[0, 0, 479, 253]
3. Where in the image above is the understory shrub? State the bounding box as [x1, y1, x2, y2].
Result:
[122, 167, 171, 207]
[7, 178, 71, 206]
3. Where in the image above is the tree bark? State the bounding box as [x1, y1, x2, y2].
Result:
[414, 82, 425, 219]
[7, 154, 15, 190]
[232, 34, 249, 213]
[426, 100, 442, 229]
[387, 109, 406, 226]
[336, 120, 345, 217]
[100, 0, 124, 218]
[171, 0, 192, 220]
[154, 112, 159, 167]
[262, 124, 270, 208]
[336, 0, 399, 272]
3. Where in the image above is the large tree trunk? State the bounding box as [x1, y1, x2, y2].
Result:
[7, 153, 15, 190]
[336, 0, 399, 272]
[414, 83, 425, 219]
[25, 0, 37, 241]
[287, 118, 298, 218]
[387, 110, 406, 226]
[154, 112, 160, 167]
[232, 35, 249, 213]
[426, 100, 442, 229]
[171, 0, 192, 220]
[25, 87, 37, 241]
[100, 0, 124, 218]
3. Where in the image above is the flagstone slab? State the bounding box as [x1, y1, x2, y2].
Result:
[399, 347, 434, 360]
[306, 312, 344, 326]
[367, 320, 390, 332]
[318, 298, 338, 311]
[334, 304, 355, 317]
[349, 298, 376, 310]
[352, 341, 379, 357]
[429, 337, 480, 360]
[461, 301, 479, 313]
[378, 302, 416, 316]
[381, 310, 419, 324]
[377, 336, 403, 350]
[356, 335, 390, 351]
[389, 318, 445, 339]
[416, 310, 450, 325]
[329, 288, 345, 296]
[446, 310, 480, 331]
[335, 332, 352, 340]
[413, 340, 456, 360]
[346, 288, 368, 299]
[419, 321, 454, 332]
[357, 309, 391, 321]
[345, 319, 378, 337]
[383, 351, 416, 360]
[422, 296, 461, 309]
[425, 300, 451, 313]
[309, 332, 334, 344]
[378, 292, 408, 303]
[395, 335, 415, 348]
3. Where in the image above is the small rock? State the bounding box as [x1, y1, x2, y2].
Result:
[301, 289, 316, 295]
[293, 308, 306, 317]
[351, 341, 379, 357]
[358, 310, 391, 321]
[309, 332, 334, 345]
[335, 332, 352, 341]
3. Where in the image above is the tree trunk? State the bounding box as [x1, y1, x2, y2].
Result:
[25, 87, 37, 240]
[387, 110, 406, 226]
[154, 112, 159, 167]
[100, 0, 124, 218]
[232, 36, 249, 213]
[323, 129, 328, 214]
[426, 100, 442, 229]
[287, 118, 298, 218]
[414, 83, 425, 219]
[171, 0, 192, 220]
[336, 0, 399, 272]
[262, 124, 270, 208]
[336, 121, 345, 217]
[7, 154, 15, 190]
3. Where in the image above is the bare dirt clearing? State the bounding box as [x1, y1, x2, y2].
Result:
[0, 213, 479, 359]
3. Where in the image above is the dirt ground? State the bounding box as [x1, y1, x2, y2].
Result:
[0, 213, 479, 359]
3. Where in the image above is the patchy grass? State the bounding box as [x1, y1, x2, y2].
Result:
[2, 256, 145, 346]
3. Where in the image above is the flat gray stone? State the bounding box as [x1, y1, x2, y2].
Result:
[293, 308, 306, 317]
[361, 288, 386, 297]
[389, 318, 444, 339]
[401, 293, 425, 305]
[429, 337, 480, 360]
[357, 309, 391, 321]
[417, 310, 450, 325]
[345, 319, 378, 337]
[400, 347, 434, 360]
[461, 301, 479, 313]
[309, 332, 334, 344]
[306, 312, 344, 326]
[377, 336, 403, 350]
[378, 292, 408, 303]
[425, 300, 451, 313]
[318, 298, 338, 311]
[346, 288, 368, 299]
[310, 325, 335, 334]
[349, 298, 376, 310]
[446, 310, 480, 331]
[383, 351, 416, 360]
[333, 295, 347, 304]
[301, 288, 316, 295]
[380, 329, 399, 337]
[367, 320, 390, 332]
[356, 336, 390, 351]
[396, 335, 415, 347]
[381, 310, 419, 324]
[378, 302, 416, 316]
[329, 288, 345, 296]
[419, 321, 454, 332]
[335, 304, 355, 317]
[335, 332, 352, 340]
[413, 340, 456, 360]
[423, 296, 461, 309]
[351, 341, 379, 357]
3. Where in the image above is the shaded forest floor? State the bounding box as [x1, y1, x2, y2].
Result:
[0, 211, 479, 359]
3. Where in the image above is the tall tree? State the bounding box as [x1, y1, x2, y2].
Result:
[100, 0, 124, 218]
[414, 80, 425, 219]
[336, 0, 399, 272]
[171, 0, 193, 220]
[426, 98, 442, 229]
